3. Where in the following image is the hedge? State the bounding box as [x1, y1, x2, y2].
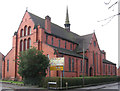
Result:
[42, 76, 120, 88]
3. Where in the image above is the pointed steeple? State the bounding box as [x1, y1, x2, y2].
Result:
[65, 6, 69, 24]
[64, 6, 70, 31]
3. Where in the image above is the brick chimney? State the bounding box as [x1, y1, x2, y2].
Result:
[45, 15, 51, 33]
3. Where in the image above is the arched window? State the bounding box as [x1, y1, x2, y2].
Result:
[96, 53, 98, 74]
[28, 38, 31, 49]
[28, 26, 31, 35]
[24, 39, 27, 50]
[46, 35, 48, 43]
[47, 54, 49, 59]
[58, 40, 60, 48]
[72, 58, 74, 72]
[108, 65, 110, 73]
[69, 57, 71, 72]
[20, 40, 23, 51]
[24, 26, 27, 36]
[20, 29, 24, 37]
[70, 44, 72, 50]
[65, 41, 66, 49]
[7, 60, 9, 72]
[103, 64, 105, 74]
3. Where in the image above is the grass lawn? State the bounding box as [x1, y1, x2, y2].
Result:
[0, 80, 24, 85]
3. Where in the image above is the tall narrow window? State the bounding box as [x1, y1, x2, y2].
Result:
[96, 53, 98, 74]
[69, 57, 71, 72]
[52, 37, 54, 45]
[70, 44, 72, 50]
[20, 40, 23, 51]
[59, 40, 60, 48]
[25, 40, 27, 50]
[94, 41, 96, 47]
[72, 58, 74, 72]
[24, 39, 27, 50]
[103, 64, 105, 74]
[46, 35, 48, 44]
[7, 60, 9, 72]
[28, 26, 31, 35]
[47, 54, 49, 59]
[20, 29, 24, 37]
[24, 26, 27, 36]
[93, 51, 94, 65]
[81, 60, 82, 72]
[28, 38, 31, 49]
[65, 41, 66, 49]
[93, 51, 95, 73]
[108, 65, 110, 73]
[113, 66, 115, 74]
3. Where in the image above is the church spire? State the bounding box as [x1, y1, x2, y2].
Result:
[64, 6, 70, 31]
[65, 6, 69, 24]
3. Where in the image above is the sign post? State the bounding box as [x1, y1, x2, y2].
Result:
[49, 57, 64, 89]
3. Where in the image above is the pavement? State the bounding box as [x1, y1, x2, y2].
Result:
[0, 82, 46, 91]
[0, 82, 120, 91]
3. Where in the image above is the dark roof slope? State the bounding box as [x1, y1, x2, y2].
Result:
[28, 12, 81, 44]
[47, 44, 88, 59]
[28, 12, 45, 29]
[103, 59, 116, 65]
[51, 23, 80, 43]
[28, 12, 93, 52]
[75, 33, 93, 52]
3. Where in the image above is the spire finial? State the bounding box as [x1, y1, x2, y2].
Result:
[64, 6, 70, 31]
[26, 7, 28, 11]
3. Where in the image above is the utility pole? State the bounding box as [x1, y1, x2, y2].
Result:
[83, 40, 85, 86]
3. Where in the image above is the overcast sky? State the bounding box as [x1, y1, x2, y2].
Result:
[0, 0, 118, 67]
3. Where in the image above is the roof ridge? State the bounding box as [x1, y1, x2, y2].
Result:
[28, 12, 45, 20]
[103, 59, 116, 65]
[80, 33, 93, 37]
[51, 22, 80, 37]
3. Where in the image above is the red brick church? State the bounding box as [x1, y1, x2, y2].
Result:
[2, 8, 116, 80]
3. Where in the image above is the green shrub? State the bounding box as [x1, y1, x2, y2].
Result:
[17, 47, 49, 86]
[42, 76, 118, 88]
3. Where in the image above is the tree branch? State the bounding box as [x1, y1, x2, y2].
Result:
[104, 0, 111, 5]
[108, 1, 118, 9]
[98, 13, 120, 26]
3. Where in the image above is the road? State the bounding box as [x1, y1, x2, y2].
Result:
[0, 82, 120, 91]
[64, 82, 120, 91]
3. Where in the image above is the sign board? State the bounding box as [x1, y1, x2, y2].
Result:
[50, 66, 63, 71]
[50, 57, 64, 66]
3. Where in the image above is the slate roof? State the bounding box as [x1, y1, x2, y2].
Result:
[103, 59, 116, 65]
[75, 33, 93, 52]
[29, 12, 80, 44]
[28, 12, 93, 53]
[29, 12, 45, 29]
[47, 44, 88, 59]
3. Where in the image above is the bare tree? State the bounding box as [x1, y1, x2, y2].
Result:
[98, 0, 119, 26]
